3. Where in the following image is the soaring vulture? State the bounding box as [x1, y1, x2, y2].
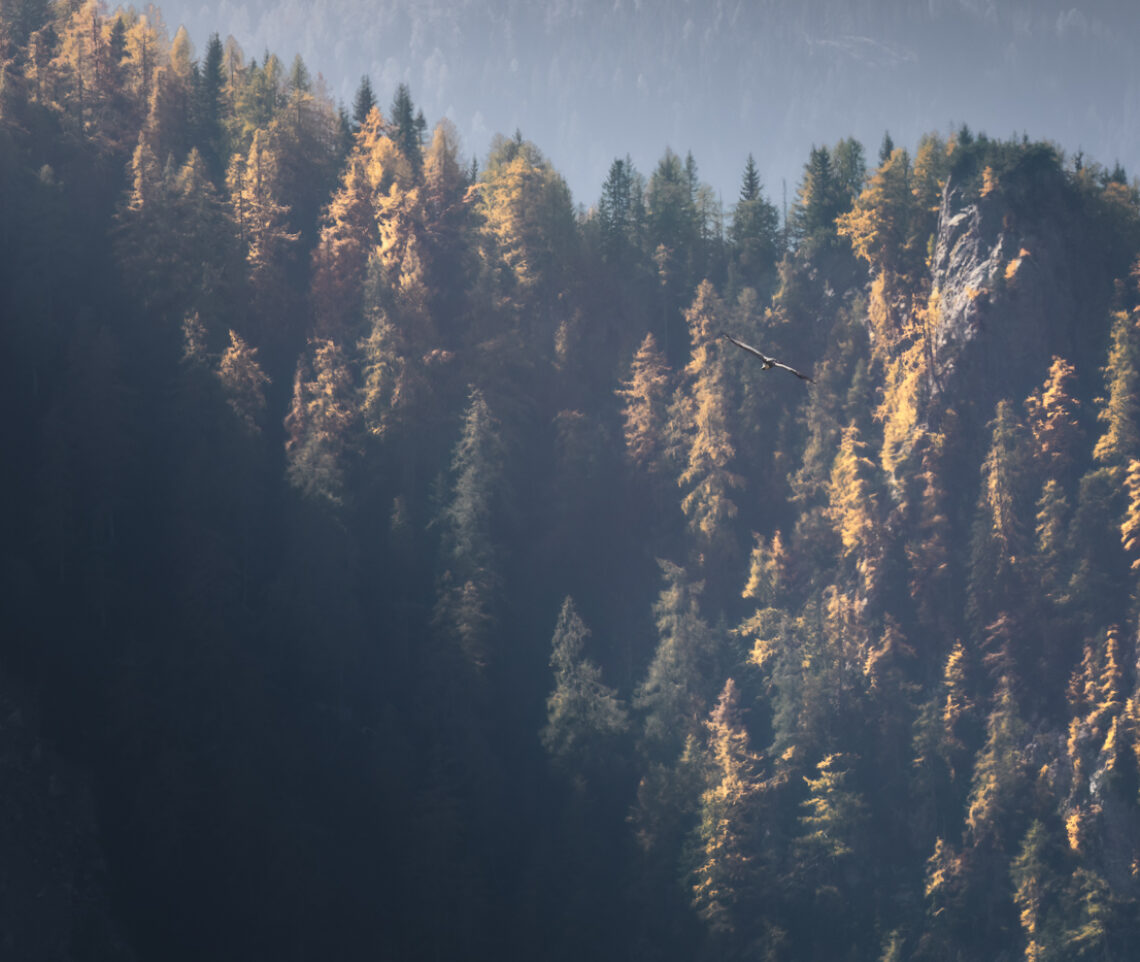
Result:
[720, 332, 813, 382]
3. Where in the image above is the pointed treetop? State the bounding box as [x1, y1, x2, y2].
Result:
[879, 131, 895, 166]
[288, 53, 311, 93]
[740, 154, 760, 202]
[170, 24, 194, 78]
[348, 76, 376, 131]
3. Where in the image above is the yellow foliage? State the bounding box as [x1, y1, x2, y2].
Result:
[1122, 458, 1140, 567]
[742, 531, 786, 604]
[1066, 808, 1084, 852]
[1093, 310, 1140, 466]
[878, 342, 926, 479]
[616, 333, 671, 473]
[924, 837, 960, 900]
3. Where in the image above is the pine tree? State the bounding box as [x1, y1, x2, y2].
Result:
[828, 421, 886, 596]
[878, 131, 895, 166]
[351, 74, 375, 131]
[691, 678, 764, 937]
[389, 81, 422, 177]
[729, 154, 780, 296]
[616, 332, 671, 476]
[1024, 356, 1082, 476]
[635, 560, 721, 760]
[964, 680, 1027, 845]
[1010, 820, 1066, 962]
[795, 752, 867, 881]
[674, 281, 742, 568]
[1093, 310, 1140, 470]
[217, 329, 269, 434]
[433, 388, 506, 669]
[1035, 477, 1073, 603]
[284, 339, 359, 505]
[194, 32, 226, 183]
[646, 147, 699, 308]
[968, 400, 1034, 649]
[597, 155, 645, 264]
[1122, 458, 1140, 570]
[541, 597, 628, 783]
[792, 145, 843, 247]
[310, 107, 403, 338]
[741, 530, 788, 608]
[477, 133, 575, 304]
[838, 146, 923, 283]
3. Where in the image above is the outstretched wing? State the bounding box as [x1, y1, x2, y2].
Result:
[721, 331, 812, 381]
[720, 331, 771, 363]
[771, 360, 812, 382]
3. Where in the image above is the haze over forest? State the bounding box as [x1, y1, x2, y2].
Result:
[158, 0, 1140, 206]
[3, 0, 1140, 960]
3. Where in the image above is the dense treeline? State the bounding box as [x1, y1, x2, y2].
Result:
[2, 3, 1140, 960]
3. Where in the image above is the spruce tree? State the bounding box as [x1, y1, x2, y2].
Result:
[541, 597, 628, 783]
[351, 74, 375, 130]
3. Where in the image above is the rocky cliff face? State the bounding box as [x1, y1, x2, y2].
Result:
[926, 152, 1106, 430]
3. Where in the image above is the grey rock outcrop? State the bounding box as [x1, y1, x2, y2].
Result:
[926, 160, 1087, 424]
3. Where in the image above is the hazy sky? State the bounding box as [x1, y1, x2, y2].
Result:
[161, 0, 1140, 209]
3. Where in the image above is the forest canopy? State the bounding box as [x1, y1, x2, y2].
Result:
[2, 3, 1140, 960]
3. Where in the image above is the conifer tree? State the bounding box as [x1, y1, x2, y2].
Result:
[227, 128, 298, 285]
[635, 560, 721, 760]
[691, 678, 764, 937]
[217, 329, 269, 434]
[1010, 820, 1066, 962]
[286, 52, 309, 93]
[1024, 356, 1082, 476]
[541, 596, 628, 783]
[965, 680, 1027, 845]
[792, 145, 842, 247]
[911, 132, 950, 216]
[597, 155, 645, 265]
[1093, 310, 1140, 470]
[121, 11, 166, 106]
[389, 82, 422, 177]
[795, 752, 867, 890]
[310, 107, 401, 338]
[838, 146, 923, 283]
[741, 530, 788, 609]
[194, 32, 226, 182]
[616, 332, 672, 477]
[1035, 478, 1073, 604]
[674, 281, 742, 568]
[284, 339, 359, 505]
[912, 639, 976, 838]
[968, 400, 1034, 650]
[358, 297, 412, 441]
[420, 118, 474, 331]
[351, 74, 375, 131]
[1122, 458, 1140, 571]
[433, 388, 506, 669]
[477, 133, 575, 305]
[728, 154, 780, 296]
[646, 147, 699, 308]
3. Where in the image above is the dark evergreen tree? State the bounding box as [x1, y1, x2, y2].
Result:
[729, 154, 780, 296]
[390, 81, 422, 176]
[194, 31, 226, 183]
[351, 74, 375, 130]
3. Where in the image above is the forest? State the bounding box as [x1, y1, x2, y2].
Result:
[2, 2, 1140, 960]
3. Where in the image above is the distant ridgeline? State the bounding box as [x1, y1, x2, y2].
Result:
[2, 4, 1140, 961]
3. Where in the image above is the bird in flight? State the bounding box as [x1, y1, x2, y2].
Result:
[720, 332, 813, 381]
